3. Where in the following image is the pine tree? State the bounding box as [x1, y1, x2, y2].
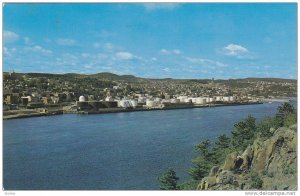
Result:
[158, 168, 179, 190]
[231, 115, 256, 151]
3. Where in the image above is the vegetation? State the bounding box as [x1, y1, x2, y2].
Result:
[160, 102, 297, 190]
[158, 168, 179, 190]
[249, 172, 263, 189]
[231, 115, 257, 151]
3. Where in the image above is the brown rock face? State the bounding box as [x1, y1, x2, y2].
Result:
[198, 124, 297, 190]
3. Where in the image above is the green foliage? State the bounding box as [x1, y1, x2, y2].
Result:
[276, 102, 296, 127]
[158, 168, 179, 190]
[262, 169, 274, 178]
[178, 180, 199, 190]
[195, 139, 211, 157]
[249, 172, 263, 189]
[211, 134, 234, 165]
[231, 115, 257, 151]
[284, 113, 297, 127]
[214, 134, 231, 149]
[173, 103, 296, 189]
[283, 165, 296, 175]
[256, 116, 277, 138]
[189, 157, 212, 181]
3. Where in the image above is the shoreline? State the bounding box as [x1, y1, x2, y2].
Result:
[3, 102, 262, 120]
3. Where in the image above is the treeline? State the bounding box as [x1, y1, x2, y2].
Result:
[158, 102, 297, 190]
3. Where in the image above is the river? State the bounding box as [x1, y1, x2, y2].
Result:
[3, 102, 295, 190]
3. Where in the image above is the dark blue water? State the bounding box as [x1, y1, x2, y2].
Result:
[3, 102, 293, 190]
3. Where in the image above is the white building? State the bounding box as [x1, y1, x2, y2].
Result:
[215, 96, 222, 101]
[223, 96, 230, 102]
[105, 96, 114, 102]
[79, 96, 85, 102]
[195, 97, 207, 104]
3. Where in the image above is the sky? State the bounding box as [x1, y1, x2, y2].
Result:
[3, 3, 297, 79]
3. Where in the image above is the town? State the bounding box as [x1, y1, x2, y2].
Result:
[3, 71, 297, 119]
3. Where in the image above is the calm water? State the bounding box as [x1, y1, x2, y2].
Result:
[3, 102, 294, 190]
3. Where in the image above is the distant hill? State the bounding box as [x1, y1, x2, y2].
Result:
[3, 71, 296, 83]
[90, 72, 139, 81]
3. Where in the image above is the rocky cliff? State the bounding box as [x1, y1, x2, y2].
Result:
[198, 124, 297, 190]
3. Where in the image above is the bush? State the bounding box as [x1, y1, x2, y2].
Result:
[250, 172, 263, 189]
[257, 116, 277, 138]
[284, 113, 297, 127]
[178, 180, 199, 190]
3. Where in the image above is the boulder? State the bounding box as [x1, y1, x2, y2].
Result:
[197, 124, 297, 190]
[223, 152, 239, 170]
[199, 176, 217, 190]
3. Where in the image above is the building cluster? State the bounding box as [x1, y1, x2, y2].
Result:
[3, 72, 297, 112]
[74, 94, 245, 111]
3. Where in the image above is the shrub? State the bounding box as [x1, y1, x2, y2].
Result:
[250, 172, 263, 189]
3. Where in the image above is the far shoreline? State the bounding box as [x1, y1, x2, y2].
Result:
[3, 102, 263, 120]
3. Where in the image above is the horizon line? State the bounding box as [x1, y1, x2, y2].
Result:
[3, 70, 297, 80]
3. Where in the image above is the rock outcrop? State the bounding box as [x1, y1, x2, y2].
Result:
[198, 124, 297, 190]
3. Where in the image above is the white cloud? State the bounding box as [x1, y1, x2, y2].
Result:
[163, 68, 170, 72]
[160, 49, 171, 55]
[23, 37, 33, 45]
[173, 49, 182, 55]
[215, 61, 228, 67]
[151, 57, 157, 61]
[81, 53, 91, 58]
[55, 53, 78, 66]
[160, 48, 182, 55]
[104, 42, 114, 51]
[4, 47, 17, 57]
[98, 29, 115, 37]
[115, 52, 135, 60]
[143, 3, 180, 11]
[4, 30, 19, 43]
[185, 56, 228, 68]
[84, 65, 92, 69]
[221, 44, 249, 56]
[185, 57, 213, 64]
[56, 38, 76, 46]
[25, 45, 53, 55]
[93, 42, 101, 48]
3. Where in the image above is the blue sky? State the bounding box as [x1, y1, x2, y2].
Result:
[3, 3, 297, 79]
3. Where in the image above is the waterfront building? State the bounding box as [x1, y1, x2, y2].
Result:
[20, 96, 29, 106]
[79, 96, 86, 102]
[195, 97, 207, 105]
[215, 96, 222, 101]
[105, 96, 114, 102]
[223, 96, 230, 102]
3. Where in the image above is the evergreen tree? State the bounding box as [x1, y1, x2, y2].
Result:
[211, 134, 233, 164]
[256, 116, 277, 138]
[231, 115, 256, 151]
[195, 139, 211, 157]
[214, 134, 231, 149]
[276, 102, 296, 126]
[189, 157, 212, 181]
[158, 168, 179, 190]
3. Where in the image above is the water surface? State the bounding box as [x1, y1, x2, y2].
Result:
[3, 102, 290, 190]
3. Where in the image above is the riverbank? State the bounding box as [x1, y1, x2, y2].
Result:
[261, 98, 293, 103]
[82, 102, 263, 115]
[3, 110, 63, 120]
[3, 102, 262, 120]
